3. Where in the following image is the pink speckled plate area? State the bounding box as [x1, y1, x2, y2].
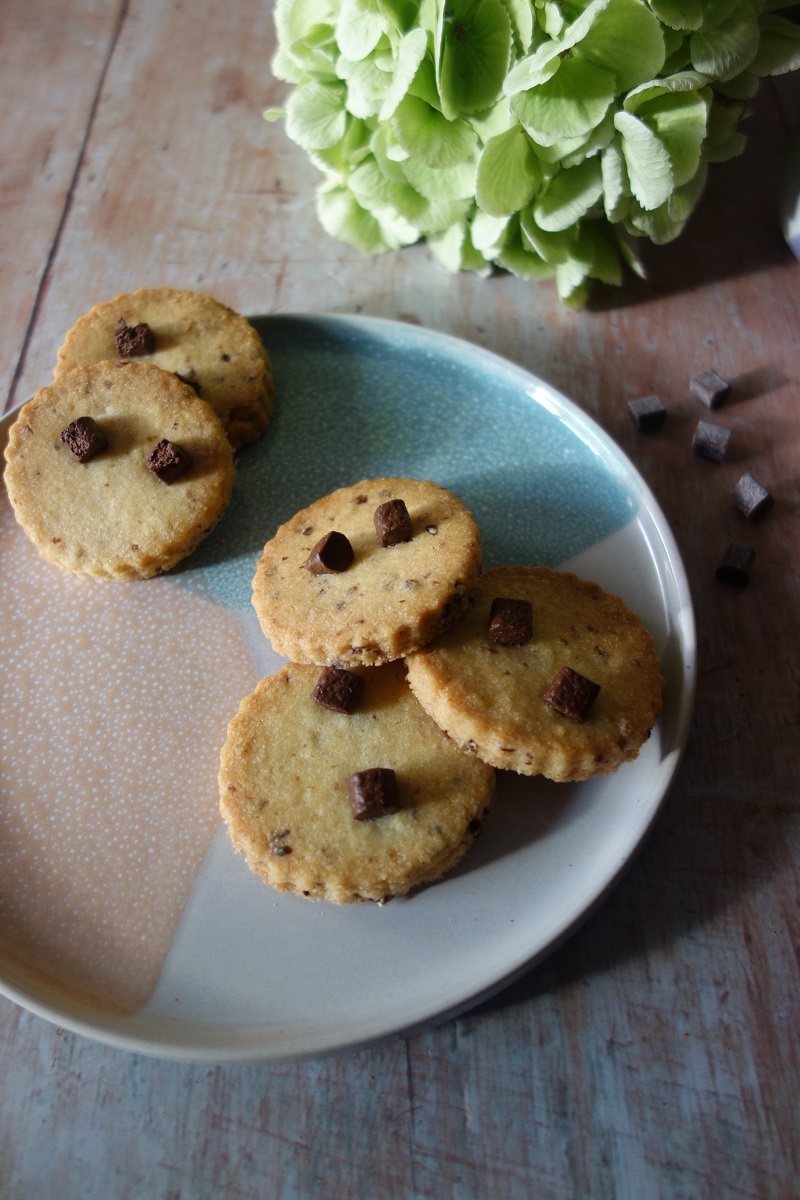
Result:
[0, 316, 695, 1062]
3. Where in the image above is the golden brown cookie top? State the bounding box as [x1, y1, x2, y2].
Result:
[4, 360, 235, 580]
[251, 477, 483, 666]
[54, 287, 274, 450]
[406, 565, 664, 782]
[218, 661, 495, 904]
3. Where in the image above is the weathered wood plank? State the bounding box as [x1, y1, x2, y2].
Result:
[0, 0, 125, 409]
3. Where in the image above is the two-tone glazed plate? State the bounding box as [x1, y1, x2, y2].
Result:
[0, 315, 695, 1061]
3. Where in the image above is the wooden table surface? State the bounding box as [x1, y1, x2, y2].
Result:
[2, 2, 799, 1196]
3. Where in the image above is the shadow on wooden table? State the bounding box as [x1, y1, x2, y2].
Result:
[587, 82, 798, 310]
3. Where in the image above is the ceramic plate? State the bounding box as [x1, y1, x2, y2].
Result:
[0, 315, 695, 1062]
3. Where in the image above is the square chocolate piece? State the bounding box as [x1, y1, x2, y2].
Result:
[715, 543, 755, 586]
[114, 317, 155, 357]
[346, 768, 400, 821]
[374, 499, 412, 547]
[305, 530, 354, 574]
[489, 597, 533, 646]
[60, 415, 108, 463]
[692, 420, 731, 463]
[690, 369, 730, 409]
[544, 666, 600, 722]
[733, 473, 774, 519]
[312, 666, 363, 714]
[628, 395, 667, 432]
[146, 439, 192, 484]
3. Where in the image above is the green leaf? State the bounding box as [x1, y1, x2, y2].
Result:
[601, 142, 630, 221]
[750, 14, 800, 76]
[510, 56, 615, 145]
[647, 0, 705, 31]
[470, 210, 511, 253]
[613, 110, 673, 209]
[379, 27, 428, 119]
[499, 0, 535, 55]
[475, 125, 543, 215]
[533, 158, 604, 231]
[713, 71, 759, 98]
[317, 183, 417, 252]
[519, 208, 573, 262]
[638, 89, 709, 186]
[375, 0, 423, 34]
[336, 0, 386, 61]
[496, 231, 557, 279]
[624, 70, 709, 112]
[337, 54, 390, 119]
[579, 0, 666, 93]
[415, 195, 474, 231]
[578, 221, 624, 286]
[555, 257, 591, 307]
[437, 0, 513, 120]
[428, 222, 493, 274]
[502, 40, 564, 95]
[467, 97, 513, 142]
[615, 228, 647, 278]
[392, 94, 478, 168]
[690, 2, 760, 81]
[401, 155, 478, 200]
[285, 81, 349, 151]
[275, 0, 337, 49]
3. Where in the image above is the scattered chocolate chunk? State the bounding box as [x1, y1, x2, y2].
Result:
[692, 419, 731, 463]
[716, 543, 755, 586]
[60, 415, 108, 463]
[114, 316, 155, 357]
[312, 665, 363, 714]
[346, 768, 400, 821]
[628, 394, 667, 431]
[146, 439, 192, 483]
[305, 531, 354, 574]
[544, 666, 600, 722]
[690, 369, 731, 409]
[733, 473, 774, 519]
[374, 498, 412, 547]
[489, 597, 533, 646]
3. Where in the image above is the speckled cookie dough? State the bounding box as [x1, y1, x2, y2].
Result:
[251, 478, 483, 666]
[54, 287, 274, 450]
[406, 566, 664, 782]
[218, 661, 495, 904]
[4, 360, 235, 580]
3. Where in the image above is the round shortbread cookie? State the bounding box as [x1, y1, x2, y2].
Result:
[406, 566, 664, 782]
[251, 478, 483, 666]
[218, 661, 495, 904]
[54, 287, 274, 450]
[4, 360, 235, 580]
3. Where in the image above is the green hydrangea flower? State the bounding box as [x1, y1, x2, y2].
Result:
[267, 0, 800, 305]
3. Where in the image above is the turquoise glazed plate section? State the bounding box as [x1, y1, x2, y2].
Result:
[0, 316, 695, 1062]
[176, 314, 635, 608]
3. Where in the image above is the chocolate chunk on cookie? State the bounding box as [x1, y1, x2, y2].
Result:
[55, 287, 274, 450]
[251, 478, 482, 666]
[406, 566, 663, 782]
[218, 662, 495, 904]
[4, 360, 235, 580]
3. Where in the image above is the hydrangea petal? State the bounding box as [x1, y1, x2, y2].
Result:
[533, 158, 604, 231]
[614, 110, 673, 209]
[392, 94, 478, 168]
[476, 125, 543, 216]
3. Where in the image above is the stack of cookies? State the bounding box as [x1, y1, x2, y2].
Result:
[219, 477, 664, 905]
[3, 288, 274, 580]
